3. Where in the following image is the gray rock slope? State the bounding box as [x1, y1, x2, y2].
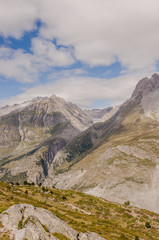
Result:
[0, 204, 105, 240]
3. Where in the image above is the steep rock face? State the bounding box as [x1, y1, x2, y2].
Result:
[132, 73, 159, 98]
[44, 73, 159, 213]
[0, 204, 105, 240]
[0, 95, 92, 184]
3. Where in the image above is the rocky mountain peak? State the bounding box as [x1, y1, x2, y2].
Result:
[131, 73, 159, 99]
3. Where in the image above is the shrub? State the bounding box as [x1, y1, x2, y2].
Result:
[42, 186, 48, 193]
[119, 234, 128, 239]
[145, 221, 151, 228]
[62, 195, 67, 200]
[124, 201, 130, 206]
[25, 190, 28, 195]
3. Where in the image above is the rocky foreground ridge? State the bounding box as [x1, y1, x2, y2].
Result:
[0, 181, 159, 240]
[0, 204, 104, 240]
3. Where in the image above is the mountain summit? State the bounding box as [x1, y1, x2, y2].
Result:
[132, 73, 159, 98]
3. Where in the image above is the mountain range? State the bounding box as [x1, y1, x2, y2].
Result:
[1, 73, 159, 214]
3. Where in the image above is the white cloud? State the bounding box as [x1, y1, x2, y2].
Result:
[0, 73, 149, 108]
[0, 38, 74, 82]
[31, 38, 74, 67]
[48, 68, 86, 80]
[0, 0, 159, 107]
[37, 0, 159, 72]
[0, 47, 38, 82]
[0, 0, 38, 38]
[0, 0, 159, 72]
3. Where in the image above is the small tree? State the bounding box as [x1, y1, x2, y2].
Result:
[25, 190, 28, 195]
[24, 181, 28, 185]
[145, 221, 151, 228]
[119, 234, 128, 239]
[62, 195, 67, 201]
[135, 236, 139, 240]
[124, 201, 130, 206]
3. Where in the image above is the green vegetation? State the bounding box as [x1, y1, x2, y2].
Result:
[0, 233, 10, 239]
[52, 232, 71, 240]
[25, 190, 28, 194]
[1, 171, 27, 184]
[0, 181, 159, 239]
[124, 201, 130, 206]
[145, 221, 151, 228]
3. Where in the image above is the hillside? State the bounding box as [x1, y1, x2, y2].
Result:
[0, 181, 159, 240]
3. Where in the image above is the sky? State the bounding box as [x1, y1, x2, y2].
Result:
[0, 0, 159, 109]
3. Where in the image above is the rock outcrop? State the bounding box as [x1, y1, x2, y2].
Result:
[0, 204, 106, 240]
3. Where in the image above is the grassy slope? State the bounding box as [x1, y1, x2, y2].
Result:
[0, 182, 159, 240]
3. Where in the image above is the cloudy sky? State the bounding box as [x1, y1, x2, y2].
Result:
[0, 0, 158, 108]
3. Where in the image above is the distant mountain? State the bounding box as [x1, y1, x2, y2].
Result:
[44, 73, 159, 213]
[101, 105, 120, 122]
[84, 106, 120, 123]
[84, 107, 113, 122]
[0, 95, 92, 184]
